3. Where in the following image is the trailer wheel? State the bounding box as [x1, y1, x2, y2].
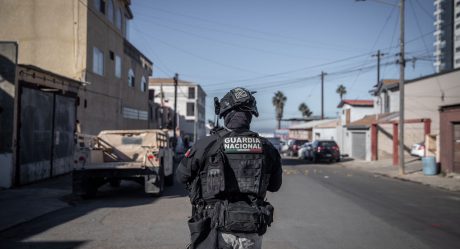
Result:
[150, 165, 165, 197]
[165, 172, 174, 186]
[109, 179, 121, 187]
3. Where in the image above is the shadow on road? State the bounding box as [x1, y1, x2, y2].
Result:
[282, 156, 354, 166]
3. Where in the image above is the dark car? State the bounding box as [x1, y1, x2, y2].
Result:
[288, 139, 309, 157]
[309, 140, 340, 163]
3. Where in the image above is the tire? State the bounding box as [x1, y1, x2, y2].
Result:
[165, 173, 174, 186]
[109, 179, 121, 188]
[151, 165, 165, 197]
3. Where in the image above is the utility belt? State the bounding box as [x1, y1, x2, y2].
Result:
[191, 199, 274, 235]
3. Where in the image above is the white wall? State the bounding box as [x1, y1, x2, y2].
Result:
[0, 153, 13, 188]
[404, 70, 460, 135]
[340, 104, 375, 124]
[374, 90, 399, 114]
[312, 127, 337, 141]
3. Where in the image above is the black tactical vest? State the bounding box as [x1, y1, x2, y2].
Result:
[200, 131, 272, 201]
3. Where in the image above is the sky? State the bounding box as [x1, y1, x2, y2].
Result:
[129, 0, 436, 133]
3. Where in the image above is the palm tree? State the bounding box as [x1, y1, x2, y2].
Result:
[298, 102, 312, 118]
[336, 84, 347, 100]
[272, 91, 287, 129]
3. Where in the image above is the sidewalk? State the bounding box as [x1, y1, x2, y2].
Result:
[340, 159, 460, 192]
[0, 174, 72, 232]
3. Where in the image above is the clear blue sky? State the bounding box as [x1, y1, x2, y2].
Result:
[129, 0, 435, 133]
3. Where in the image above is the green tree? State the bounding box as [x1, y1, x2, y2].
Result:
[298, 102, 312, 118]
[336, 84, 347, 100]
[272, 91, 287, 129]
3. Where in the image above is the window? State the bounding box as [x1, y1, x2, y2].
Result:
[456, 47, 460, 53]
[140, 77, 147, 92]
[95, 0, 106, 14]
[93, 47, 104, 76]
[124, 19, 130, 39]
[456, 58, 460, 64]
[188, 87, 195, 99]
[107, 0, 114, 23]
[186, 103, 195, 117]
[115, 55, 121, 78]
[456, 23, 460, 29]
[456, 35, 460, 41]
[384, 91, 390, 113]
[115, 8, 122, 30]
[128, 69, 135, 87]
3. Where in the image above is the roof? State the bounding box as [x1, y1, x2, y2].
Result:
[347, 112, 398, 129]
[289, 119, 336, 130]
[314, 119, 340, 129]
[337, 99, 374, 108]
[369, 79, 399, 96]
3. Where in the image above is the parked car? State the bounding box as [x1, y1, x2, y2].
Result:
[410, 141, 425, 158]
[288, 139, 309, 157]
[309, 140, 341, 163]
[280, 140, 289, 155]
[266, 137, 282, 152]
[298, 142, 312, 160]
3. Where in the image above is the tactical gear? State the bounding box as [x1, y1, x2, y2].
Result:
[199, 130, 272, 201]
[218, 87, 259, 118]
[176, 125, 282, 249]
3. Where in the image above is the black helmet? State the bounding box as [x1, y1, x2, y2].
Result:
[217, 87, 258, 118]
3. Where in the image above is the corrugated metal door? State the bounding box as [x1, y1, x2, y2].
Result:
[18, 87, 76, 184]
[352, 132, 366, 160]
[19, 87, 54, 184]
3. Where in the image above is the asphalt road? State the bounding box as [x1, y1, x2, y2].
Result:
[1, 159, 460, 249]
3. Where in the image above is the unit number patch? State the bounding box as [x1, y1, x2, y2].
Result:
[223, 137, 263, 154]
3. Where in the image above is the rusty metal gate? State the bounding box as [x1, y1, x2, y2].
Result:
[17, 85, 76, 185]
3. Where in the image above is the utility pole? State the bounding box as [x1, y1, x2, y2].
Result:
[321, 71, 327, 120]
[173, 73, 178, 149]
[398, 0, 405, 175]
[372, 50, 385, 85]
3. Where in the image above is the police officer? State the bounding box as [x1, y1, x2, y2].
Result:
[176, 87, 282, 249]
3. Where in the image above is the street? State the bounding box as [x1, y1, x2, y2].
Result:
[1, 159, 460, 249]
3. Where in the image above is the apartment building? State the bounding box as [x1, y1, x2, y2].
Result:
[149, 78, 207, 141]
[433, 0, 460, 72]
[0, 0, 153, 135]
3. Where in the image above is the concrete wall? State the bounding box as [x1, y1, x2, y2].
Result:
[79, 0, 150, 134]
[0, 0, 151, 135]
[340, 104, 375, 125]
[0, 0, 87, 79]
[312, 127, 337, 141]
[404, 70, 460, 135]
[377, 122, 425, 160]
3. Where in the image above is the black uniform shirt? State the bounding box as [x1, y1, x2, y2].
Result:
[176, 129, 283, 193]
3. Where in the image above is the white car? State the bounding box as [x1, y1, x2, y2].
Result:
[266, 137, 282, 152]
[410, 142, 425, 158]
[298, 142, 312, 160]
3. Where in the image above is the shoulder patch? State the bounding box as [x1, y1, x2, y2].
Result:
[185, 148, 192, 158]
[223, 136, 263, 154]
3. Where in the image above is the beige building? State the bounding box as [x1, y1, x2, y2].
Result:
[149, 78, 207, 142]
[0, 0, 153, 135]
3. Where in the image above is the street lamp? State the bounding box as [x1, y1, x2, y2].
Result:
[356, 0, 405, 175]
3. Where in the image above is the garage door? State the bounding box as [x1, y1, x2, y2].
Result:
[352, 132, 366, 160]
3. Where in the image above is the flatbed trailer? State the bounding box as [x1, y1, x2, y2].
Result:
[73, 129, 174, 198]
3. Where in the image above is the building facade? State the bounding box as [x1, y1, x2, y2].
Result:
[0, 0, 153, 135]
[433, 0, 460, 72]
[149, 78, 207, 142]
